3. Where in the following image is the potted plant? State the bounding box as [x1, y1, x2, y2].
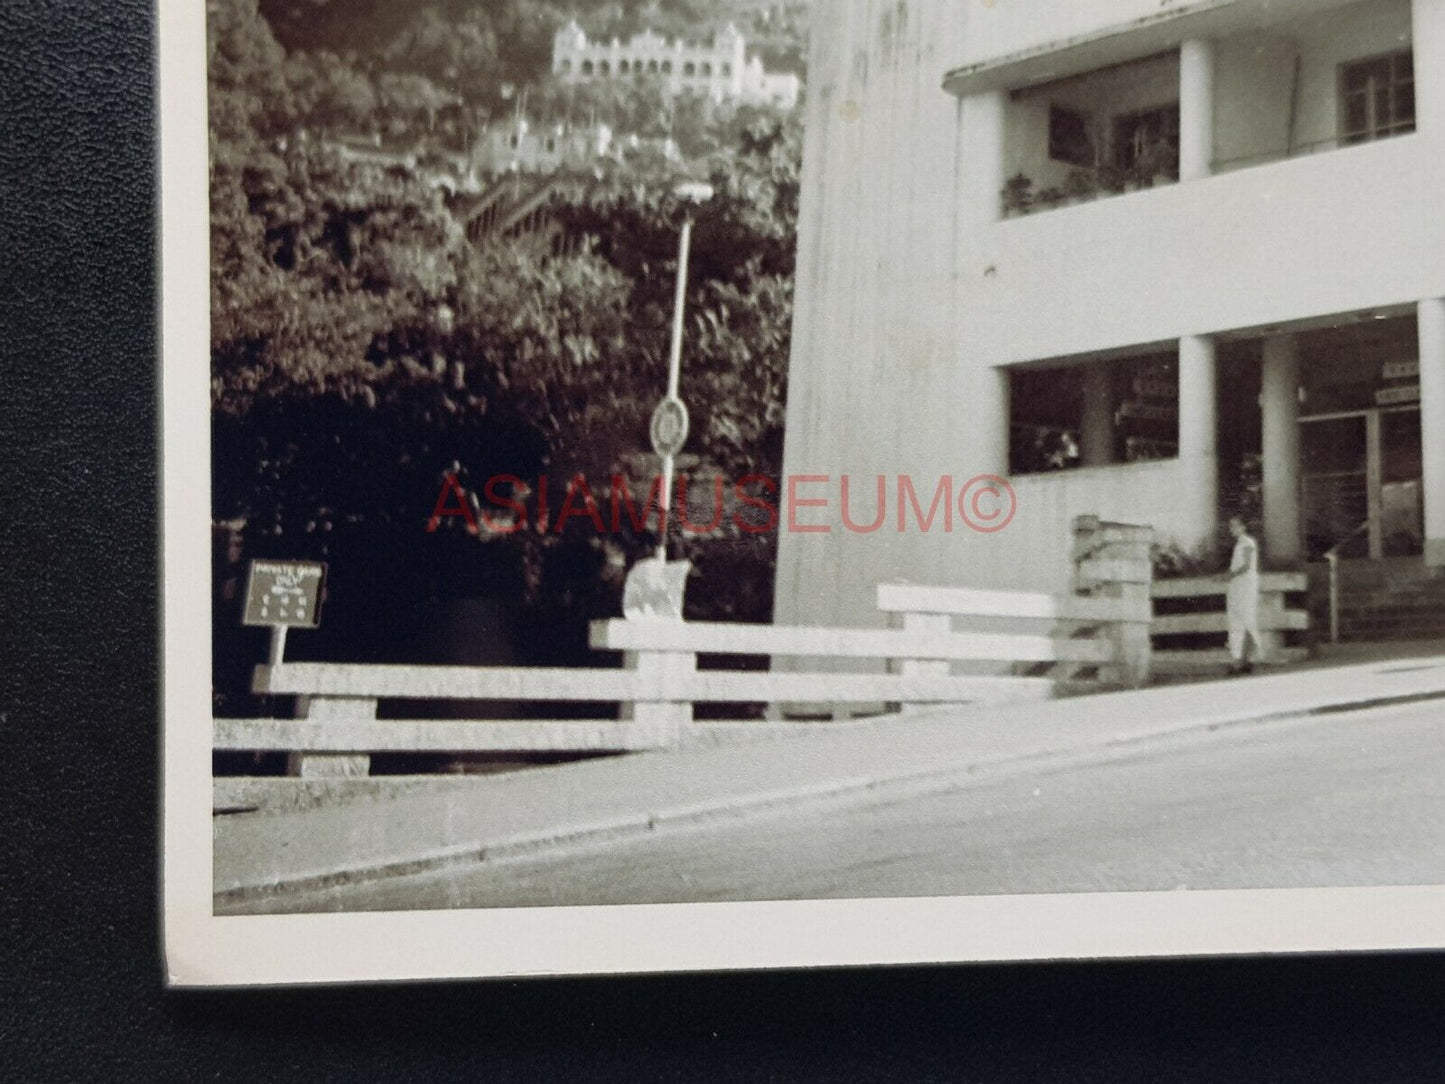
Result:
[1096, 162, 1128, 196]
[1136, 139, 1179, 187]
[1001, 172, 1034, 217]
[1035, 185, 1066, 211]
[1063, 168, 1096, 205]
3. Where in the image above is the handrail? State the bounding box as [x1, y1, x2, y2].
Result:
[1323, 518, 1374, 644]
[1324, 517, 1372, 561]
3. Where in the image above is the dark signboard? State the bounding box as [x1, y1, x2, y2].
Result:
[242, 560, 326, 629]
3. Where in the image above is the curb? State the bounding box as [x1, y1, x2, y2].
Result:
[215, 684, 1445, 909]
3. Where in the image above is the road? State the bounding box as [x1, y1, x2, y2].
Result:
[243, 700, 1445, 913]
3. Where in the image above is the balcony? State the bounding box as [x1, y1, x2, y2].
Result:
[965, 131, 1445, 368]
[975, 0, 1416, 219]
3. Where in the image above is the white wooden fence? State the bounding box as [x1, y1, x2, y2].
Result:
[214, 576, 1151, 797]
[1150, 572, 1311, 675]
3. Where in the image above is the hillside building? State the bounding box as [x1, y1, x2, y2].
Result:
[551, 21, 801, 109]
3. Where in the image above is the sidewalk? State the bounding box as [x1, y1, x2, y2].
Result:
[214, 654, 1445, 904]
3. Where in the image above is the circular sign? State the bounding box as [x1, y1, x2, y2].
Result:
[649, 396, 690, 459]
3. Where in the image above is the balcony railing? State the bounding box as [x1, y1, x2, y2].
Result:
[1212, 128, 1417, 174]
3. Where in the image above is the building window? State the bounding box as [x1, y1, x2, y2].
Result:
[662, 60, 672, 74]
[1340, 50, 1416, 144]
[722, 62, 732, 76]
[560, 59, 572, 74]
[1112, 103, 1180, 172]
[701, 62, 713, 76]
[648, 60, 659, 74]
[684, 61, 696, 76]
[1048, 105, 1094, 168]
[1009, 354, 1178, 475]
[618, 59, 630, 74]
[598, 60, 610, 75]
[581, 60, 594, 75]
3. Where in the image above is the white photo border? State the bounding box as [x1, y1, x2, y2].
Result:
[160, 0, 1445, 987]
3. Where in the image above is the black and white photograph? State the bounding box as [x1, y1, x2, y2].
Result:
[162, 0, 1445, 984]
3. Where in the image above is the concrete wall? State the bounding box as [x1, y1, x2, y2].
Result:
[1213, 30, 1299, 166]
[1291, 0, 1414, 147]
[969, 132, 1445, 367]
[775, 0, 986, 631]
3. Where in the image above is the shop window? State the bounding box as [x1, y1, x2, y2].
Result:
[1341, 50, 1415, 144]
[1009, 354, 1178, 475]
[1048, 105, 1094, 168]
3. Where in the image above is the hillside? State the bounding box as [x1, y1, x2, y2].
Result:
[256, 0, 810, 100]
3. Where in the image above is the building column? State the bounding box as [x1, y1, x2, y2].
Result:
[1419, 298, 1445, 565]
[1413, 0, 1445, 132]
[1179, 39, 1215, 182]
[975, 365, 1012, 477]
[1260, 334, 1303, 564]
[963, 89, 1008, 226]
[1081, 362, 1115, 467]
[1178, 335, 1220, 547]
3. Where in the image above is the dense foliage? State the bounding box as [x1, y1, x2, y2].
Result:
[210, 0, 802, 708]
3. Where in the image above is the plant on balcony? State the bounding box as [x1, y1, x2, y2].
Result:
[1063, 168, 1097, 204]
[1096, 162, 1128, 195]
[1036, 185, 1066, 210]
[1135, 139, 1180, 187]
[1001, 172, 1034, 217]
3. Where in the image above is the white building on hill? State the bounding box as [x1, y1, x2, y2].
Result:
[551, 21, 801, 109]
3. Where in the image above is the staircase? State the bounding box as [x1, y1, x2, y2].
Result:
[1310, 557, 1445, 642]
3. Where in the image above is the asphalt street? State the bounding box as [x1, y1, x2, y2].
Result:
[242, 699, 1445, 913]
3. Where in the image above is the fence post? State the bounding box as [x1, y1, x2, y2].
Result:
[890, 609, 952, 715]
[1258, 584, 1288, 663]
[1072, 515, 1155, 688]
[621, 643, 695, 746]
[287, 695, 375, 780]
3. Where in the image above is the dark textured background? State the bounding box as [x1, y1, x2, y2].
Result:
[1, 0, 1441, 1078]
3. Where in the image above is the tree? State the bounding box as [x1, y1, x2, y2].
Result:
[210, 0, 804, 712]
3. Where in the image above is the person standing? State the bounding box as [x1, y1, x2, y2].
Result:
[1225, 515, 1265, 674]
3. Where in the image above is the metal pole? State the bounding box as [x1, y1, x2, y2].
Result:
[667, 216, 693, 400]
[656, 216, 694, 562]
[268, 625, 288, 667]
[1327, 553, 1340, 645]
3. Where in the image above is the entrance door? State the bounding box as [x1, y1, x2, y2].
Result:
[1303, 414, 1370, 559]
[1301, 407, 1423, 560]
[1380, 407, 1424, 556]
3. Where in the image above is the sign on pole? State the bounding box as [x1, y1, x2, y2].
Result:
[649, 395, 690, 460]
[242, 560, 327, 665]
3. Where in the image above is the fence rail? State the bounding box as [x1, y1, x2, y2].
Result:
[1150, 572, 1311, 675]
[216, 520, 1153, 810]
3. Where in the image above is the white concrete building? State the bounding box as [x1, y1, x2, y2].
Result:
[472, 119, 614, 175]
[551, 21, 802, 109]
[775, 0, 1445, 633]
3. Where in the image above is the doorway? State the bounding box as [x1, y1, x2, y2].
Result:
[1302, 406, 1423, 559]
